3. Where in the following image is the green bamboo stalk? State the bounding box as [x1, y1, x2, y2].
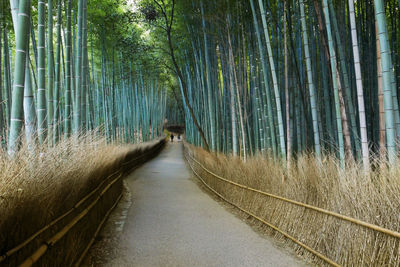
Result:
[10, 0, 19, 28]
[53, 0, 62, 144]
[249, 42, 265, 153]
[64, 0, 72, 138]
[24, 57, 36, 151]
[81, 0, 88, 131]
[348, 0, 370, 171]
[249, 0, 276, 156]
[299, 0, 321, 158]
[374, 0, 397, 164]
[284, 0, 291, 163]
[376, 22, 386, 159]
[37, 0, 47, 144]
[321, 47, 333, 148]
[226, 16, 246, 160]
[257, 0, 286, 160]
[11, 0, 37, 150]
[227, 47, 238, 156]
[74, 0, 83, 135]
[8, 0, 31, 154]
[3, 28, 11, 131]
[329, 0, 360, 158]
[200, 1, 216, 151]
[47, 0, 54, 144]
[322, 0, 345, 167]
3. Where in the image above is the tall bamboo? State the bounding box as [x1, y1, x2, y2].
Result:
[23, 32, 36, 151]
[249, 0, 277, 156]
[74, 0, 83, 134]
[300, 0, 321, 158]
[227, 17, 246, 160]
[64, 0, 72, 137]
[200, 1, 216, 151]
[284, 0, 291, 164]
[3, 27, 11, 130]
[257, 0, 286, 160]
[37, 0, 47, 144]
[322, 0, 345, 167]
[348, 0, 370, 170]
[329, 0, 360, 158]
[8, 0, 31, 154]
[81, 0, 88, 131]
[47, 0, 54, 144]
[53, 0, 62, 144]
[374, 0, 397, 163]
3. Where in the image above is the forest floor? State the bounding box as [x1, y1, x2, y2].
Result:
[83, 142, 305, 267]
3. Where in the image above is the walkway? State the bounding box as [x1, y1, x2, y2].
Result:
[85, 142, 304, 267]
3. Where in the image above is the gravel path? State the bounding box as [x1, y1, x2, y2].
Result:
[84, 142, 304, 267]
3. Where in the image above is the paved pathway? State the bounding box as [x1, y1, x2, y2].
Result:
[85, 142, 304, 267]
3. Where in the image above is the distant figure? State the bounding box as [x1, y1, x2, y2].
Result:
[171, 133, 174, 142]
[178, 134, 181, 141]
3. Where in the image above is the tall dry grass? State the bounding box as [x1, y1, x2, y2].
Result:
[185, 143, 400, 266]
[0, 135, 165, 266]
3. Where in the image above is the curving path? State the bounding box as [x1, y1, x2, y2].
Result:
[85, 142, 304, 267]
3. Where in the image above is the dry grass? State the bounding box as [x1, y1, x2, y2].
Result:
[0, 135, 165, 265]
[185, 143, 400, 266]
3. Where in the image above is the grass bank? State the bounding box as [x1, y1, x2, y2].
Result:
[0, 136, 165, 266]
[185, 143, 400, 266]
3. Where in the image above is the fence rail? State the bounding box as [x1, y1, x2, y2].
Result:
[185, 150, 400, 266]
[0, 138, 165, 266]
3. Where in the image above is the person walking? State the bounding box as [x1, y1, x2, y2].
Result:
[170, 133, 174, 142]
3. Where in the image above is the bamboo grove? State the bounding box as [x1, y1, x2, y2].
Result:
[156, 0, 400, 168]
[0, 0, 167, 154]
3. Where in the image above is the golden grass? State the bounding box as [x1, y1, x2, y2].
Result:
[185, 143, 400, 266]
[0, 135, 165, 265]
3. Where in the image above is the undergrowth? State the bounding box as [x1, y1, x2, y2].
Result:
[0, 135, 161, 264]
[185, 143, 400, 266]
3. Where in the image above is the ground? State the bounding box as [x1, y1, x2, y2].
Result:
[83, 142, 305, 267]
